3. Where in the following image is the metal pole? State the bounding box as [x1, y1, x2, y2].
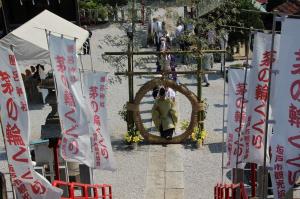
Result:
[221, 44, 227, 183]
[234, 31, 251, 170]
[261, 12, 277, 199]
[245, 28, 258, 197]
[53, 139, 60, 180]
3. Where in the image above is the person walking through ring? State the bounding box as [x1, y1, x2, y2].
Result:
[152, 87, 178, 140]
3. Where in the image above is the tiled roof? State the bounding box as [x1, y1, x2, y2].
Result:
[274, 1, 300, 15]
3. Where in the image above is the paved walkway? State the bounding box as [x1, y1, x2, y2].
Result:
[145, 144, 184, 199]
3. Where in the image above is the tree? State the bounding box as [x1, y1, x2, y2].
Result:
[177, 0, 264, 59]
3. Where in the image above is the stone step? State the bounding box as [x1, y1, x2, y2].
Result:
[145, 144, 184, 199]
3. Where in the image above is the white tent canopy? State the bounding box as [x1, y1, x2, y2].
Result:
[0, 10, 89, 66]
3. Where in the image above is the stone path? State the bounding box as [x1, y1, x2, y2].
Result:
[145, 144, 184, 199]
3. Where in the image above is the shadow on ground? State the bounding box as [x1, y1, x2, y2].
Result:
[28, 103, 45, 110]
[207, 142, 224, 153]
[111, 139, 149, 152]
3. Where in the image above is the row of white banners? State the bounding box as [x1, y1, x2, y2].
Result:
[0, 35, 116, 198]
[226, 18, 300, 199]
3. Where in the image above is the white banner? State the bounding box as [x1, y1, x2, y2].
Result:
[0, 46, 62, 198]
[270, 18, 300, 199]
[226, 68, 249, 168]
[49, 34, 93, 166]
[83, 71, 116, 171]
[243, 32, 280, 165]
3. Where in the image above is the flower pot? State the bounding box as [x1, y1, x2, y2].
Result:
[132, 142, 138, 150]
[194, 141, 203, 149]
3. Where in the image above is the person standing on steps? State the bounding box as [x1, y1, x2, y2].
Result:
[152, 87, 178, 140]
[83, 25, 92, 55]
[202, 52, 214, 87]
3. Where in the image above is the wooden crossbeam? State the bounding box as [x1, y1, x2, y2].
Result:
[115, 70, 219, 76]
[104, 50, 226, 56]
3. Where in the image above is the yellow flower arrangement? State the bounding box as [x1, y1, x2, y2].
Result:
[191, 128, 208, 143]
[181, 120, 208, 144]
[124, 129, 144, 144]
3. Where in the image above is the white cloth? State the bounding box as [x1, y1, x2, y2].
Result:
[175, 25, 184, 38]
[0, 10, 89, 66]
[152, 21, 162, 34]
[166, 88, 176, 100]
[208, 30, 216, 45]
[37, 69, 48, 103]
[202, 53, 214, 70]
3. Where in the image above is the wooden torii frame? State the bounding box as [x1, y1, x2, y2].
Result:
[104, 0, 225, 143]
[105, 48, 225, 143]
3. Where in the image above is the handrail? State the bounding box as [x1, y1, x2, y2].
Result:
[214, 182, 248, 199]
[52, 181, 112, 199]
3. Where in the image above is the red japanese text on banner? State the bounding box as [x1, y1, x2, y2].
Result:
[48, 34, 93, 166]
[83, 71, 116, 171]
[0, 46, 62, 198]
[243, 32, 281, 166]
[270, 18, 300, 199]
[226, 68, 249, 168]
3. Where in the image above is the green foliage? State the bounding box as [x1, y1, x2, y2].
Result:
[184, 0, 265, 49]
[118, 104, 128, 122]
[79, 0, 98, 9]
[79, 0, 108, 20]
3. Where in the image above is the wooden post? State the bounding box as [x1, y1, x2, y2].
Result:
[197, 57, 204, 131]
[127, 0, 135, 131]
[127, 42, 134, 131]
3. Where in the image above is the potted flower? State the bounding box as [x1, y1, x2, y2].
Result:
[180, 120, 208, 148]
[124, 128, 143, 149]
[190, 128, 208, 148]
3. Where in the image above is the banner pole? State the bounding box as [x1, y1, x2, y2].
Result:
[44, 29, 66, 182]
[221, 39, 227, 184]
[261, 12, 277, 199]
[233, 31, 251, 181]
[7, 45, 18, 199]
[0, 117, 16, 199]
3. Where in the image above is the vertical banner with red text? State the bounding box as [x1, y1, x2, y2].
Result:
[243, 32, 280, 166]
[48, 34, 93, 166]
[270, 18, 300, 199]
[83, 71, 116, 171]
[226, 68, 249, 168]
[0, 46, 62, 198]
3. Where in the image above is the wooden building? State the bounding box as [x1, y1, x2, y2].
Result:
[0, 0, 80, 38]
